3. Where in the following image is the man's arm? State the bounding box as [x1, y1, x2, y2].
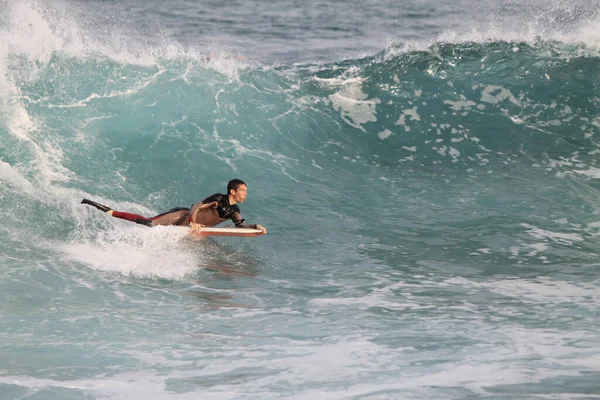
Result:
[231, 212, 267, 233]
[189, 201, 218, 224]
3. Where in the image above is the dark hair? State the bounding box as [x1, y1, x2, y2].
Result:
[227, 179, 247, 194]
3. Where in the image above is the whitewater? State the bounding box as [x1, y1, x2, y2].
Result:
[1, 0, 599, 398]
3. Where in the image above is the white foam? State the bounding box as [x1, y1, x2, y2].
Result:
[329, 90, 380, 132]
[479, 85, 521, 107]
[0, 0, 245, 70]
[443, 98, 478, 111]
[521, 223, 584, 244]
[309, 280, 435, 311]
[0, 2, 108, 191]
[61, 225, 199, 280]
[0, 159, 35, 194]
[401, 106, 420, 122]
[574, 166, 600, 179]
[383, 8, 600, 62]
[377, 129, 392, 140]
[394, 106, 421, 132]
[446, 276, 600, 307]
[315, 69, 380, 132]
[0, 372, 203, 400]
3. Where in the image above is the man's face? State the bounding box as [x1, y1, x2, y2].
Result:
[231, 184, 248, 203]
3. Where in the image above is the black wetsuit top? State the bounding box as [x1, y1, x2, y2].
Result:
[200, 193, 250, 227]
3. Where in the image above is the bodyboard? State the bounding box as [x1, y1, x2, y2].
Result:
[190, 227, 265, 237]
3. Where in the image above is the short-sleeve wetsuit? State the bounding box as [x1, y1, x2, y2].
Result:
[191, 193, 257, 229]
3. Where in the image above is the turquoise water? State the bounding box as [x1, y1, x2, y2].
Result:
[1, 0, 600, 398]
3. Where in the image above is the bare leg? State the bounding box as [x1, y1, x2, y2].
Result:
[150, 210, 190, 226]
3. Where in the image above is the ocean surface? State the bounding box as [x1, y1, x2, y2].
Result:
[1, 0, 600, 398]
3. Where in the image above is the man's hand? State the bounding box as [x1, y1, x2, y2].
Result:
[256, 224, 267, 234]
[189, 222, 205, 232]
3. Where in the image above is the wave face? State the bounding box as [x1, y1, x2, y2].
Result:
[1, 1, 600, 399]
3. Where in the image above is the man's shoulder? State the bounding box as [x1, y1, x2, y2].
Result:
[201, 193, 225, 203]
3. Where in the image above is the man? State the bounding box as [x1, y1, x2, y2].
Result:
[81, 179, 267, 234]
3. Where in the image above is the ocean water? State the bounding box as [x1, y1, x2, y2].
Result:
[1, 0, 600, 398]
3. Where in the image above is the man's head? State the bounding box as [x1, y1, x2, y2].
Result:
[227, 179, 247, 203]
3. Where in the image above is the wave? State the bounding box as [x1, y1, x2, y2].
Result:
[2, 0, 600, 277]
